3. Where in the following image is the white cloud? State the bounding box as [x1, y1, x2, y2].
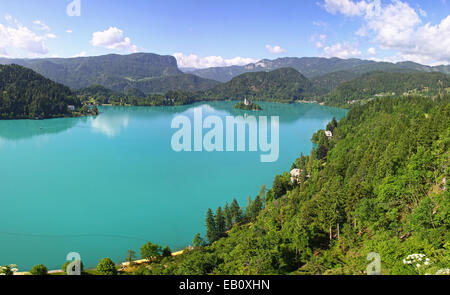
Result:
[321, 0, 450, 64]
[313, 21, 329, 28]
[322, 0, 371, 16]
[265, 44, 287, 54]
[91, 27, 138, 53]
[367, 47, 377, 55]
[312, 34, 328, 48]
[0, 21, 50, 56]
[4, 15, 12, 22]
[356, 26, 368, 37]
[173, 52, 257, 69]
[90, 114, 129, 138]
[367, 1, 421, 49]
[44, 33, 57, 39]
[73, 51, 87, 57]
[418, 8, 427, 18]
[0, 47, 8, 57]
[33, 20, 50, 31]
[66, 29, 73, 34]
[322, 43, 362, 59]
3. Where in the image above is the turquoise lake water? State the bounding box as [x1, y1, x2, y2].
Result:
[0, 101, 347, 271]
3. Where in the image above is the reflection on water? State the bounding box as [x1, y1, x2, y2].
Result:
[90, 112, 130, 138]
[0, 102, 346, 142]
[171, 101, 346, 124]
[0, 117, 85, 141]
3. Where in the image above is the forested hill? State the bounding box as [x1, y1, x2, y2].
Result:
[0, 64, 80, 119]
[202, 67, 314, 102]
[324, 71, 450, 105]
[134, 94, 449, 275]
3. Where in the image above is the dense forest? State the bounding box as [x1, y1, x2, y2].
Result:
[123, 94, 449, 275]
[201, 68, 314, 102]
[324, 71, 450, 105]
[0, 64, 81, 119]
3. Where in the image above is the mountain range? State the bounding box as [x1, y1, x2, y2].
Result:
[184, 57, 450, 83]
[1, 53, 449, 103]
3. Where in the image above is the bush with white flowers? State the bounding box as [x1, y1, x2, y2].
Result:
[0, 264, 19, 275]
[435, 268, 450, 275]
[403, 253, 431, 269]
[403, 254, 450, 275]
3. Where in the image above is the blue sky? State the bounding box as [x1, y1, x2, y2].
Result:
[0, 0, 449, 67]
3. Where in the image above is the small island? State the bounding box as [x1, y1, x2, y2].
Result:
[234, 98, 263, 111]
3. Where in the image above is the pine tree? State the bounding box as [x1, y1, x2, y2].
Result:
[192, 233, 204, 248]
[327, 117, 338, 132]
[246, 196, 253, 220]
[230, 198, 242, 224]
[125, 249, 136, 265]
[258, 184, 266, 200]
[247, 196, 263, 222]
[317, 144, 328, 160]
[224, 203, 233, 230]
[162, 246, 172, 257]
[206, 208, 216, 244]
[254, 195, 263, 214]
[215, 207, 226, 237]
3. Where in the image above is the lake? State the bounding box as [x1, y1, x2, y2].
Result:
[0, 101, 347, 270]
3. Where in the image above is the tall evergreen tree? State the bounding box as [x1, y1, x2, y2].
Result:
[224, 203, 233, 230]
[258, 185, 266, 200]
[327, 117, 338, 132]
[206, 208, 216, 244]
[125, 250, 136, 265]
[317, 144, 328, 160]
[247, 196, 264, 222]
[215, 207, 226, 237]
[230, 198, 242, 224]
[162, 246, 172, 258]
[192, 233, 204, 248]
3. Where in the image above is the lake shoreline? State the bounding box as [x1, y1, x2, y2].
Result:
[0, 112, 98, 121]
[99, 98, 334, 108]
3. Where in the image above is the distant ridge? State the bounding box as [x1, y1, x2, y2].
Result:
[0, 53, 218, 94]
[325, 71, 450, 104]
[185, 57, 450, 83]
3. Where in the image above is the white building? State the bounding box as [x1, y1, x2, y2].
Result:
[68, 105, 76, 111]
[290, 169, 301, 184]
[325, 131, 333, 138]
